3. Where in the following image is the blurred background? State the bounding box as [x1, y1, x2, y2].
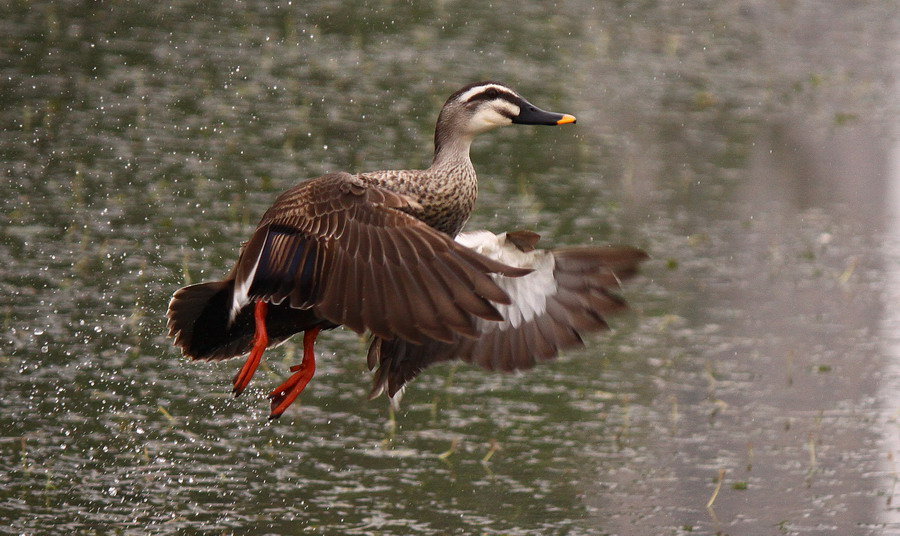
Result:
[1, 1, 898, 534]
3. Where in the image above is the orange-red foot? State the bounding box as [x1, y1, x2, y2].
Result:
[232, 301, 269, 397]
[268, 327, 320, 419]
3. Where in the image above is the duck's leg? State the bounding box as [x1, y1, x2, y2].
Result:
[232, 301, 269, 397]
[268, 326, 321, 419]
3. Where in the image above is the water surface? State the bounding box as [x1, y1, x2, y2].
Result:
[2, 1, 899, 534]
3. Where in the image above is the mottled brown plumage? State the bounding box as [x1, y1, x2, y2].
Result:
[166, 81, 642, 419]
[233, 172, 528, 343]
[359, 164, 477, 237]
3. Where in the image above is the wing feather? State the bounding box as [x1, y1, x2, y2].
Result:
[230, 172, 531, 344]
[368, 230, 648, 397]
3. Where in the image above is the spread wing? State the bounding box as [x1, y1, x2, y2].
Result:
[229, 172, 530, 344]
[368, 230, 647, 398]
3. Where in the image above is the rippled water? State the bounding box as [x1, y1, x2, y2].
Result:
[2, 1, 899, 534]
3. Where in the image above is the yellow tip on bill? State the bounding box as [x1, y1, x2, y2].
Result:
[556, 114, 577, 125]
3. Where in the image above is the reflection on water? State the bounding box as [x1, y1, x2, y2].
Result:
[1, 1, 898, 534]
[881, 50, 900, 531]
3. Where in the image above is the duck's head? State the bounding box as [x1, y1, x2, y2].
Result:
[438, 81, 575, 135]
[433, 82, 576, 161]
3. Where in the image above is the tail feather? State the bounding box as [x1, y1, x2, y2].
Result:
[167, 280, 323, 360]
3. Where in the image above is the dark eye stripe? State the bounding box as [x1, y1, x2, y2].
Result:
[465, 88, 520, 106]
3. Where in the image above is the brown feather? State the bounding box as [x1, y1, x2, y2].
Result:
[505, 230, 541, 252]
[367, 239, 647, 396]
[228, 172, 530, 344]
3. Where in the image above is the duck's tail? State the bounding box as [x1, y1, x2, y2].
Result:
[166, 280, 321, 360]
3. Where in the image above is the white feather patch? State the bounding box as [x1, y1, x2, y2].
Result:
[456, 83, 521, 103]
[389, 385, 405, 410]
[469, 106, 517, 131]
[494, 100, 520, 117]
[456, 231, 557, 331]
[230, 242, 266, 323]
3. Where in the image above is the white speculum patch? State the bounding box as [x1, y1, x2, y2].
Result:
[230, 242, 265, 323]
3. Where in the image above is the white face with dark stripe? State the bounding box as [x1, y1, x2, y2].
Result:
[454, 83, 523, 133]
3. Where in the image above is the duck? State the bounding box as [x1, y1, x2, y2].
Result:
[166, 81, 647, 419]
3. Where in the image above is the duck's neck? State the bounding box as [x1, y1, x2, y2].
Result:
[429, 124, 475, 172]
[421, 126, 478, 236]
